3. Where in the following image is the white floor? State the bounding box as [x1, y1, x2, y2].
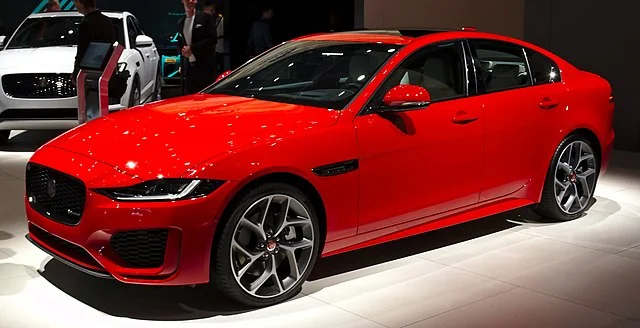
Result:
[1, 131, 639, 328]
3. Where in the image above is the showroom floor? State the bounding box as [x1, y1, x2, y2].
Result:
[0, 131, 639, 328]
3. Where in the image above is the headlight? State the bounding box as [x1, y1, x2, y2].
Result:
[96, 179, 225, 201]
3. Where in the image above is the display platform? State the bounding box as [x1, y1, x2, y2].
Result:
[0, 131, 639, 327]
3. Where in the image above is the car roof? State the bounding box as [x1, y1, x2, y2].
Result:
[297, 28, 522, 46]
[297, 28, 574, 72]
[296, 28, 468, 44]
[27, 10, 128, 19]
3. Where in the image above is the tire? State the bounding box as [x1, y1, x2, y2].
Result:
[0, 130, 9, 144]
[152, 70, 162, 102]
[212, 182, 321, 307]
[533, 134, 599, 221]
[128, 77, 141, 108]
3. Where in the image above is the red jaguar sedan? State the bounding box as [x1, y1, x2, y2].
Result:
[25, 28, 615, 307]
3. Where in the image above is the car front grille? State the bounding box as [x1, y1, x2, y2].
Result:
[110, 230, 169, 268]
[0, 108, 78, 120]
[26, 163, 86, 225]
[2, 73, 76, 99]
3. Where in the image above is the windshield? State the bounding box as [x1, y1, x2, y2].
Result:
[206, 40, 401, 109]
[6, 16, 124, 49]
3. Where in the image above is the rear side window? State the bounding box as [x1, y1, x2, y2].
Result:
[526, 49, 561, 84]
[469, 39, 531, 93]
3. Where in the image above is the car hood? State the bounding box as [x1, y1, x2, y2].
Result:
[0, 46, 76, 71]
[45, 94, 341, 181]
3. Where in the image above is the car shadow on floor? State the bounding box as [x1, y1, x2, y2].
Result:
[36, 212, 525, 321]
[0, 130, 66, 152]
[34, 197, 616, 321]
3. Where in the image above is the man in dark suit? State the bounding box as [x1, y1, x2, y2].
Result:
[178, 0, 217, 95]
[71, 0, 117, 85]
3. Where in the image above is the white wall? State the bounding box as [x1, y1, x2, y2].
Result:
[363, 0, 525, 39]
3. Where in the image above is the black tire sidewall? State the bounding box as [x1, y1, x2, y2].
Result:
[536, 134, 600, 221]
[128, 77, 140, 108]
[213, 182, 321, 307]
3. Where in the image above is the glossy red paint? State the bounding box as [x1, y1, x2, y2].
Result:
[383, 84, 431, 106]
[25, 30, 614, 286]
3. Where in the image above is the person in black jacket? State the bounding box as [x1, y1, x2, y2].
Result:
[178, 0, 217, 94]
[71, 0, 116, 85]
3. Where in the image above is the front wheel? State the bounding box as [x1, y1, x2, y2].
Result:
[212, 183, 320, 307]
[534, 135, 599, 221]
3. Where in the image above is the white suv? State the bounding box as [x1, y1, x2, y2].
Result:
[0, 11, 161, 143]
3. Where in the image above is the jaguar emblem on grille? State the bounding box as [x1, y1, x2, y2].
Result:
[37, 77, 50, 88]
[46, 178, 56, 198]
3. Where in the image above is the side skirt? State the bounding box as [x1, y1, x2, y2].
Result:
[321, 198, 534, 257]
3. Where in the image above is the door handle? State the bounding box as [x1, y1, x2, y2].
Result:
[539, 97, 559, 110]
[452, 112, 479, 125]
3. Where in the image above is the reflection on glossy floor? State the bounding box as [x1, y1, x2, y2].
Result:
[1, 131, 639, 328]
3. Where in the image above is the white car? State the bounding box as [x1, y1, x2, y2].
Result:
[0, 11, 161, 143]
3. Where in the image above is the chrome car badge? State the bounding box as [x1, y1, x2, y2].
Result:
[37, 77, 50, 88]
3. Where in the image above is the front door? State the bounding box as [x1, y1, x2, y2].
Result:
[354, 41, 485, 234]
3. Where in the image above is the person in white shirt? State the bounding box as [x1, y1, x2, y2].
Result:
[203, 1, 225, 72]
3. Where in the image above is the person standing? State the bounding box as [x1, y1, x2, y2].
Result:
[71, 0, 117, 86]
[202, 1, 225, 73]
[246, 6, 274, 58]
[177, 0, 217, 95]
[45, 0, 61, 12]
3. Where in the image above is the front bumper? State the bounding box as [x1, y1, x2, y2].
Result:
[25, 146, 235, 285]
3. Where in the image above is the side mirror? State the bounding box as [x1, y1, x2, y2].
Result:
[382, 84, 431, 111]
[215, 70, 232, 83]
[134, 35, 154, 47]
[0, 36, 6, 48]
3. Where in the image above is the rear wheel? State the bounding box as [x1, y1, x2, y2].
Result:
[534, 135, 599, 221]
[212, 183, 320, 307]
[0, 130, 9, 144]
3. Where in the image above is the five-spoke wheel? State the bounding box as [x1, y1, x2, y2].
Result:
[554, 140, 597, 215]
[535, 135, 599, 221]
[213, 183, 320, 307]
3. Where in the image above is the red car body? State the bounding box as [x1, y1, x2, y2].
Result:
[25, 30, 615, 286]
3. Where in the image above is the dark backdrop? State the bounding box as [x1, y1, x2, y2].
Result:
[525, 0, 640, 152]
[227, 0, 354, 67]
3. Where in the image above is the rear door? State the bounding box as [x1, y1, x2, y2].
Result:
[467, 39, 567, 202]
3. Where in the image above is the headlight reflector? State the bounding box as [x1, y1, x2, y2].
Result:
[96, 179, 225, 201]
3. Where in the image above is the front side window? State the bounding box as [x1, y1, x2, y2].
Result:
[368, 41, 467, 108]
[469, 39, 531, 93]
[526, 49, 561, 85]
[207, 40, 399, 109]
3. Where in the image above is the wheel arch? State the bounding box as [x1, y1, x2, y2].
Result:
[566, 127, 602, 167]
[209, 171, 328, 270]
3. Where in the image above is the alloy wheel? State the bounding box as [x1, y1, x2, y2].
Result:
[554, 140, 597, 215]
[230, 194, 315, 299]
